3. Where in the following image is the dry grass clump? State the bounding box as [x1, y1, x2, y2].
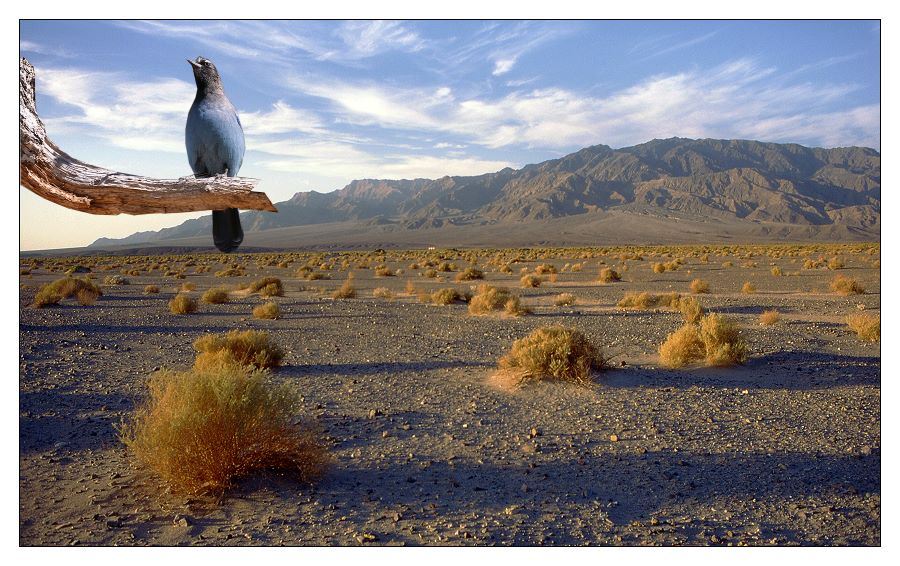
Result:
[144, 284, 160, 294]
[374, 265, 395, 277]
[598, 267, 621, 283]
[495, 326, 606, 388]
[180, 282, 197, 292]
[659, 313, 747, 368]
[830, 275, 865, 296]
[104, 275, 130, 285]
[427, 287, 470, 305]
[332, 280, 356, 299]
[455, 267, 485, 282]
[741, 281, 756, 294]
[689, 278, 710, 294]
[169, 293, 198, 314]
[201, 287, 231, 304]
[215, 266, 246, 277]
[253, 301, 281, 320]
[32, 277, 103, 308]
[520, 274, 542, 288]
[616, 291, 681, 310]
[846, 313, 880, 342]
[372, 287, 394, 299]
[759, 310, 780, 326]
[118, 364, 327, 495]
[771, 266, 783, 277]
[468, 284, 529, 316]
[193, 330, 284, 370]
[554, 293, 576, 306]
[828, 257, 845, 270]
[676, 295, 704, 324]
[248, 277, 284, 297]
[534, 264, 557, 275]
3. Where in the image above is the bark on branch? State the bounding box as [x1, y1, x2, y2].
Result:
[19, 58, 277, 215]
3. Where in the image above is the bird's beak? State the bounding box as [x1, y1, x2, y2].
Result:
[187, 58, 201, 69]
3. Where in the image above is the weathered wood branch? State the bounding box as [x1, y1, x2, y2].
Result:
[19, 58, 277, 215]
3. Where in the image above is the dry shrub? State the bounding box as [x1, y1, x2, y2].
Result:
[722, 261, 734, 268]
[215, 267, 246, 277]
[830, 275, 865, 296]
[499, 264, 513, 274]
[169, 294, 198, 314]
[455, 267, 484, 282]
[652, 263, 666, 274]
[404, 280, 418, 295]
[202, 288, 230, 304]
[659, 313, 747, 368]
[676, 295, 704, 324]
[534, 264, 557, 275]
[144, 284, 160, 294]
[690, 278, 710, 294]
[699, 314, 748, 367]
[828, 257, 845, 270]
[118, 364, 327, 495]
[429, 287, 469, 305]
[104, 275, 130, 285]
[180, 282, 197, 292]
[75, 287, 100, 306]
[373, 287, 394, 299]
[194, 330, 284, 370]
[554, 293, 576, 306]
[249, 277, 284, 297]
[520, 274, 542, 288]
[468, 284, 528, 316]
[617, 291, 681, 310]
[847, 313, 880, 341]
[332, 280, 356, 299]
[374, 266, 395, 277]
[496, 326, 606, 387]
[424, 269, 438, 278]
[771, 266, 783, 277]
[741, 281, 756, 294]
[598, 267, 621, 283]
[759, 310, 780, 326]
[253, 301, 281, 320]
[658, 325, 704, 369]
[33, 277, 103, 308]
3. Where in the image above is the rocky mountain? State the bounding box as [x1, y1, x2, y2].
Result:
[90, 138, 880, 249]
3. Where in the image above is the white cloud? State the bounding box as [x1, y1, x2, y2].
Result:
[240, 101, 326, 136]
[333, 20, 424, 59]
[492, 58, 516, 76]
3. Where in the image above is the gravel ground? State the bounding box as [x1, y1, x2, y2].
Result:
[19, 250, 880, 546]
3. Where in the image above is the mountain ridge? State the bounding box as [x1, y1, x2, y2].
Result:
[90, 137, 880, 249]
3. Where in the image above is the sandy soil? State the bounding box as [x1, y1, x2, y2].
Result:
[19, 248, 880, 546]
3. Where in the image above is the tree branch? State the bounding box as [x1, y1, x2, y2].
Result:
[19, 58, 277, 215]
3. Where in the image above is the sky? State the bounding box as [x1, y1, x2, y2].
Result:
[19, 19, 881, 250]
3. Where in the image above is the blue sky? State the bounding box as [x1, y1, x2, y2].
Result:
[20, 20, 880, 250]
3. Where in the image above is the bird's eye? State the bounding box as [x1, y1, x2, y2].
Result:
[202, 61, 210, 67]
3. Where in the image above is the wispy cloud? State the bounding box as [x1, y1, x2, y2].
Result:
[20, 39, 74, 58]
[636, 30, 719, 61]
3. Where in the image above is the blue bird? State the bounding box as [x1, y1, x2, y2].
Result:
[186, 56, 245, 253]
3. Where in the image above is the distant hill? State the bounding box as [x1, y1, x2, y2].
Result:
[90, 137, 880, 250]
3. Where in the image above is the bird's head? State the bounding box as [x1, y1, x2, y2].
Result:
[188, 56, 222, 92]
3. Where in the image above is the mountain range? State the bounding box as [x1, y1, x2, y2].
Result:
[90, 137, 880, 251]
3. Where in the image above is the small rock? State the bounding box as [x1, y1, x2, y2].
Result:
[174, 515, 191, 528]
[609, 434, 618, 442]
[529, 427, 541, 438]
[357, 532, 378, 543]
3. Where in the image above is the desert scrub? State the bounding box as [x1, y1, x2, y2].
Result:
[143, 284, 160, 294]
[597, 267, 621, 283]
[332, 280, 356, 299]
[374, 265, 395, 277]
[32, 277, 103, 308]
[118, 364, 327, 495]
[689, 278, 710, 294]
[830, 275, 865, 296]
[468, 284, 529, 316]
[846, 313, 880, 341]
[194, 330, 284, 370]
[201, 287, 231, 304]
[455, 267, 485, 282]
[676, 295, 704, 324]
[520, 274, 542, 288]
[771, 266, 783, 277]
[180, 282, 197, 292]
[215, 266, 246, 277]
[253, 302, 281, 320]
[659, 313, 747, 368]
[249, 277, 284, 297]
[828, 257, 845, 270]
[372, 287, 394, 299]
[741, 281, 756, 294]
[496, 326, 606, 387]
[554, 293, 576, 307]
[616, 291, 681, 310]
[427, 287, 469, 305]
[759, 310, 781, 326]
[169, 293, 198, 314]
[534, 264, 557, 275]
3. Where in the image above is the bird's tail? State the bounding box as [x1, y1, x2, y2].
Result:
[212, 208, 243, 253]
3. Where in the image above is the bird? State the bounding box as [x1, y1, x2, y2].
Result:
[185, 56, 245, 253]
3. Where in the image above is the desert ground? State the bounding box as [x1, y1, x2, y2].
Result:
[19, 243, 880, 546]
